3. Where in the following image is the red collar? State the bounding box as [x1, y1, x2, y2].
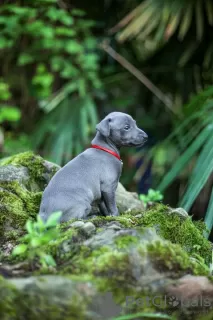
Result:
[91, 144, 121, 161]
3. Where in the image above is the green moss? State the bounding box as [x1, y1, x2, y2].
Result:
[114, 235, 139, 249]
[145, 240, 209, 276]
[0, 151, 57, 184]
[0, 181, 42, 243]
[0, 152, 59, 244]
[0, 276, 90, 320]
[0, 276, 18, 318]
[89, 204, 212, 264]
[90, 214, 137, 228]
[137, 204, 212, 264]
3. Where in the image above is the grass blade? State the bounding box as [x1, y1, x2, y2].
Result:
[204, 186, 213, 238]
[206, 0, 213, 26]
[178, 1, 193, 40]
[112, 312, 175, 320]
[180, 156, 213, 211]
[195, 0, 204, 41]
[158, 126, 212, 191]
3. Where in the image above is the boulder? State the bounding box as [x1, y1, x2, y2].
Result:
[0, 152, 212, 319]
[0, 222, 212, 319]
[0, 152, 59, 245]
[0, 152, 144, 245]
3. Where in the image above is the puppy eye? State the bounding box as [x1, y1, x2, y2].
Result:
[124, 125, 130, 130]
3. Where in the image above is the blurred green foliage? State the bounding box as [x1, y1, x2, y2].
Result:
[139, 189, 164, 208]
[13, 211, 62, 268]
[0, 0, 100, 162]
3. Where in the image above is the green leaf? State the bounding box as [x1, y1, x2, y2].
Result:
[164, 8, 182, 40]
[60, 14, 74, 26]
[158, 126, 212, 191]
[36, 216, 46, 231]
[195, 0, 204, 41]
[55, 27, 76, 36]
[180, 132, 213, 211]
[7, 6, 31, 16]
[18, 53, 34, 66]
[204, 186, 213, 238]
[71, 9, 86, 17]
[65, 40, 83, 54]
[78, 79, 86, 97]
[0, 37, 12, 49]
[0, 107, 21, 123]
[178, 42, 198, 67]
[45, 211, 62, 228]
[206, 0, 213, 26]
[12, 244, 28, 255]
[80, 104, 88, 143]
[40, 254, 56, 267]
[51, 56, 65, 72]
[31, 238, 42, 247]
[112, 312, 175, 320]
[178, 2, 193, 41]
[40, 26, 55, 38]
[25, 220, 34, 234]
[43, 254, 56, 266]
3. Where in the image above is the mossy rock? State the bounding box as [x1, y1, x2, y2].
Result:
[1, 226, 213, 319]
[1, 152, 213, 319]
[0, 152, 60, 245]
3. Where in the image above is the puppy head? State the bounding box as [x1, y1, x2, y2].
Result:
[96, 112, 148, 147]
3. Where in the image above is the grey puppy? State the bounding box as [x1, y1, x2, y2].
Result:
[39, 112, 148, 223]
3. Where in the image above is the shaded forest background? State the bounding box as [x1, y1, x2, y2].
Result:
[0, 0, 213, 236]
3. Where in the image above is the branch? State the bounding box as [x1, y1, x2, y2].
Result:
[100, 40, 179, 117]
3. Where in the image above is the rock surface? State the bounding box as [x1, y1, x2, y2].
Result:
[0, 152, 212, 320]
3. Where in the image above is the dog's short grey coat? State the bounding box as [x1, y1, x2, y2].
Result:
[39, 112, 148, 222]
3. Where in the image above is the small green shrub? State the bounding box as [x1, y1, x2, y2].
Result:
[139, 189, 164, 208]
[12, 211, 62, 268]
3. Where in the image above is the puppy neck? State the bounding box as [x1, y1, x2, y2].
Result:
[91, 131, 120, 156]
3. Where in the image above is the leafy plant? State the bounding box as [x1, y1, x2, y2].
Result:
[153, 86, 213, 237]
[34, 89, 98, 164]
[12, 211, 62, 268]
[139, 189, 164, 208]
[0, 107, 21, 124]
[0, 79, 20, 124]
[0, 0, 101, 164]
[112, 0, 213, 66]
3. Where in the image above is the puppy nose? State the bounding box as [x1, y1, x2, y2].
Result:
[140, 131, 148, 140]
[144, 132, 148, 140]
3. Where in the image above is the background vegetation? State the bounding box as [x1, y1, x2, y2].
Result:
[0, 0, 212, 237]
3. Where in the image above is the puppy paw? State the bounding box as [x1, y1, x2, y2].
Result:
[110, 209, 119, 217]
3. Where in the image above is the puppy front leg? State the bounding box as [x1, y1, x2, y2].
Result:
[102, 191, 119, 216]
[98, 199, 109, 216]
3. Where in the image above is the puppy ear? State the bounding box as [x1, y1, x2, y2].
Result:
[96, 118, 111, 137]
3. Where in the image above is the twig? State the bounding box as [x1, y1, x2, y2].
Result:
[100, 40, 178, 116]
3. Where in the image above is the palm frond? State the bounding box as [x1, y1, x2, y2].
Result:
[206, 0, 213, 26]
[178, 2, 193, 41]
[158, 125, 212, 191]
[33, 92, 98, 165]
[155, 86, 213, 231]
[114, 0, 213, 65]
[204, 187, 213, 237]
[180, 133, 213, 210]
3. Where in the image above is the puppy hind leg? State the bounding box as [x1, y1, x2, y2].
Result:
[98, 199, 109, 216]
[60, 203, 92, 222]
